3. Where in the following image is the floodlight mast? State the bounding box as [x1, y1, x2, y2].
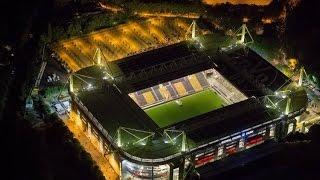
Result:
[164, 129, 187, 152]
[236, 24, 254, 45]
[264, 89, 294, 116]
[192, 20, 196, 39]
[117, 128, 121, 147]
[93, 47, 115, 81]
[285, 97, 292, 115]
[264, 96, 277, 109]
[221, 24, 254, 52]
[69, 74, 74, 92]
[181, 132, 186, 152]
[298, 67, 308, 87]
[240, 24, 246, 44]
[116, 127, 154, 148]
[93, 47, 102, 65]
[164, 131, 175, 144]
[72, 73, 95, 91]
[185, 20, 197, 39]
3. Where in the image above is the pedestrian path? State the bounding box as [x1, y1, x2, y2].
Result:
[65, 119, 119, 180]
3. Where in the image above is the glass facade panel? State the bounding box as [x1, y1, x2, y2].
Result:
[121, 160, 170, 180]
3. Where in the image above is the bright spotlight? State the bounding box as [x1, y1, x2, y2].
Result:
[140, 141, 146, 146]
[87, 84, 93, 90]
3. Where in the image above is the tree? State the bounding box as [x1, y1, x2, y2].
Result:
[285, 1, 320, 77]
[285, 131, 308, 142]
[308, 124, 320, 144]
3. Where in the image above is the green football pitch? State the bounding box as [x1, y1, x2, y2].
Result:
[144, 89, 226, 128]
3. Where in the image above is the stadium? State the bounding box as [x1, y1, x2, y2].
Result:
[53, 18, 308, 179]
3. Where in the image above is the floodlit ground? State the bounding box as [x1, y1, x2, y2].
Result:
[54, 18, 192, 72]
[145, 89, 225, 128]
[65, 117, 119, 180]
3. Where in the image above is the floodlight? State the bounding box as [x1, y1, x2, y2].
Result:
[87, 84, 93, 90]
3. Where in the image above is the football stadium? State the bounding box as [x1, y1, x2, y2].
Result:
[53, 18, 308, 179]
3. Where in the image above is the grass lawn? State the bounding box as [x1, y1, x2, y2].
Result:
[144, 89, 225, 128]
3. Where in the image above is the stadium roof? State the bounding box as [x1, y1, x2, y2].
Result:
[211, 49, 291, 97]
[77, 88, 159, 135]
[113, 40, 210, 92]
[172, 98, 278, 143]
[116, 41, 198, 76]
[99, 34, 291, 97]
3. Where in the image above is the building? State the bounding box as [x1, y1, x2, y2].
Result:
[61, 32, 307, 179]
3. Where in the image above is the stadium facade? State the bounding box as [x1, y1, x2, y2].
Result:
[64, 34, 307, 179]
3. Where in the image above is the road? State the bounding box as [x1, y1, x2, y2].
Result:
[65, 115, 119, 180]
[137, 12, 200, 19]
[202, 0, 272, 6]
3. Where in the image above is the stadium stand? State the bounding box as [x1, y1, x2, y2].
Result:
[128, 71, 210, 109]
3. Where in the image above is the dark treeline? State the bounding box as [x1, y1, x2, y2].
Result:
[285, 0, 320, 77]
[0, 0, 104, 179]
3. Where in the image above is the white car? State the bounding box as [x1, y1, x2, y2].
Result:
[62, 101, 71, 112]
[54, 103, 65, 115]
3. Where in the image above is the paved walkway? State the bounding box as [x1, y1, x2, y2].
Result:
[65, 119, 119, 180]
